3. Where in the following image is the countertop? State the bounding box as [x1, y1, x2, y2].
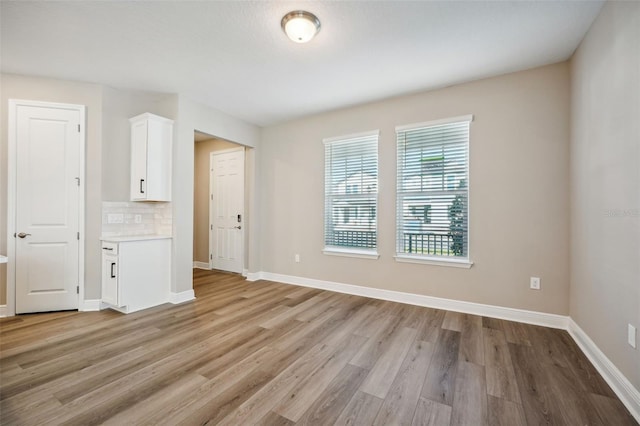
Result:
[100, 235, 172, 243]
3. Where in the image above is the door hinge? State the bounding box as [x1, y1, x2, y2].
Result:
[210, 224, 213, 230]
[76, 285, 79, 294]
[77, 124, 80, 132]
[75, 177, 80, 186]
[77, 232, 80, 240]
[210, 254, 213, 260]
[210, 194, 213, 200]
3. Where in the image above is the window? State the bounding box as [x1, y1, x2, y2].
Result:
[396, 115, 472, 266]
[324, 131, 379, 258]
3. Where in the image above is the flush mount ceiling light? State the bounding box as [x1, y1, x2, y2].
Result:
[281, 10, 321, 43]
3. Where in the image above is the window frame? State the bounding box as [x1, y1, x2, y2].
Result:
[394, 115, 474, 268]
[323, 130, 380, 260]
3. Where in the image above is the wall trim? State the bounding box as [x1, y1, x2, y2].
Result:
[0, 300, 101, 316]
[79, 299, 101, 312]
[169, 290, 195, 305]
[193, 261, 210, 270]
[256, 271, 568, 329]
[568, 319, 640, 423]
[245, 271, 262, 282]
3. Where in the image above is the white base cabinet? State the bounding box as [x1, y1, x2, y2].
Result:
[101, 237, 171, 314]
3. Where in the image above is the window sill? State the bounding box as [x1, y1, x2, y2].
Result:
[323, 248, 380, 260]
[394, 254, 473, 269]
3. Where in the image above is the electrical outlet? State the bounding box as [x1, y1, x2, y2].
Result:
[107, 213, 124, 224]
[295, 254, 300, 263]
[629, 324, 637, 349]
[530, 277, 541, 290]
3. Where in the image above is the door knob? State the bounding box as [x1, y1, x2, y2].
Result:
[234, 226, 242, 230]
[17, 232, 31, 238]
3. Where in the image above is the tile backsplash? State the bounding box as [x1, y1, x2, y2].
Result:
[102, 201, 172, 237]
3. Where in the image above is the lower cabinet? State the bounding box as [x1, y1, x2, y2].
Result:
[101, 245, 119, 306]
[101, 237, 171, 313]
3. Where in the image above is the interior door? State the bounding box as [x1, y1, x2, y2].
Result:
[210, 148, 244, 273]
[14, 103, 81, 314]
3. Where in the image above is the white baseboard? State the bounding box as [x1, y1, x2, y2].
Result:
[245, 271, 262, 282]
[257, 271, 568, 329]
[169, 290, 196, 305]
[80, 299, 102, 312]
[568, 319, 640, 422]
[0, 300, 101, 315]
[242, 268, 249, 277]
[193, 261, 210, 270]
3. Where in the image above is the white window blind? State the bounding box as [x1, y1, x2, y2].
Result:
[324, 131, 379, 253]
[396, 116, 471, 260]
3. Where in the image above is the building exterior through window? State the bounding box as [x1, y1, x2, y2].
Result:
[324, 131, 379, 253]
[396, 116, 471, 260]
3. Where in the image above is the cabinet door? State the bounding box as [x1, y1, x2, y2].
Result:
[145, 119, 172, 201]
[101, 254, 119, 306]
[130, 119, 148, 200]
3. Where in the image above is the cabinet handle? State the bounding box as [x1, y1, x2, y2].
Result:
[140, 179, 145, 194]
[110, 262, 116, 278]
[102, 247, 113, 251]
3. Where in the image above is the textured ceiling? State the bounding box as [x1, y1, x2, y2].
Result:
[1, 1, 603, 126]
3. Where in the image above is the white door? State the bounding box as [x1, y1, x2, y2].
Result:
[13, 103, 82, 314]
[210, 148, 244, 273]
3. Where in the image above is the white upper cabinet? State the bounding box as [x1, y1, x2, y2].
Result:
[130, 113, 173, 201]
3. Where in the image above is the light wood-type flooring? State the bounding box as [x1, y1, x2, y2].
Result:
[1, 269, 636, 425]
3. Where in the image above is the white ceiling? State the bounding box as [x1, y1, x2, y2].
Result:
[1, 1, 603, 127]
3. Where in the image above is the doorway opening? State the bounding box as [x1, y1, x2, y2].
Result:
[193, 131, 250, 275]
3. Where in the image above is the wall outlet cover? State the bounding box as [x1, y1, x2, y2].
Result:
[530, 277, 541, 290]
[629, 324, 636, 349]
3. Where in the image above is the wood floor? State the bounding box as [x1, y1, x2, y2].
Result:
[0, 269, 636, 425]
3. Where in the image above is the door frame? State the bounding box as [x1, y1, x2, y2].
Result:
[6, 99, 86, 317]
[209, 146, 245, 273]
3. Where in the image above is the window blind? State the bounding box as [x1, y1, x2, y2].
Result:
[396, 116, 471, 259]
[324, 131, 379, 252]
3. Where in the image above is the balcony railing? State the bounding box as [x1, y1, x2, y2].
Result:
[403, 232, 454, 256]
[328, 229, 457, 256]
[330, 230, 376, 249]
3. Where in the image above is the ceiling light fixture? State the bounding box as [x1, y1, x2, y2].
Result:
[281, 10, 321, 43]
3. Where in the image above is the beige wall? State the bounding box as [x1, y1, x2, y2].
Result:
[259, 62, 571, 314]
[102, 87, 177, 201]
[0, 74, 180, 306]
[172, 97, 260, 294]
[570, 1, 640, 389]
[0, 76, 259, 307]
[193, 138, 240, 263]
[0, 74, 103, 303]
